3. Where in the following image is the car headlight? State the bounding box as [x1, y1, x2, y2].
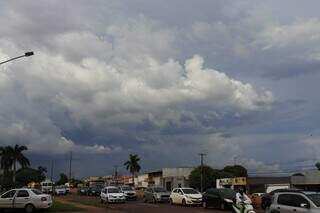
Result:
[224, 198, 233, 203]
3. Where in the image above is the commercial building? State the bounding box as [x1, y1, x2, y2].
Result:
[247, 176, 291, 193]
[132, 167, 194, 191]
[291, 170, 320, 191]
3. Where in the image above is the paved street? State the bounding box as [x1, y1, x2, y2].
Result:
[55, 193, 263, 213]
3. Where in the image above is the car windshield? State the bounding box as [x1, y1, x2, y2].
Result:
[153, 187, 166, 192]
[182, 189, 199, 194]
[219, 189, 236, 198]
[32, 189, 43, 195]
[122, 186, 132, 191]
[108, 188, 120, 193]
[305, 192, 320, 207]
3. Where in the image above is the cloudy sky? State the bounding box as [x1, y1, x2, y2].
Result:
[0, 0, 320, 178]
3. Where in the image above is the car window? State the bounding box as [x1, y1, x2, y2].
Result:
[278, 194, 309, 207]
[32, 189, 42, 195]
[306, 193, 320, 207]
[17, 190, 29, 198]
[172, 189, 177, 193]
[278, 194, 292, 206]
[291, 195, 309, 207]
[107, 188, 120, 193]
[1, 190, 16, 198]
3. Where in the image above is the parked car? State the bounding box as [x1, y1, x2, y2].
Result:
[144, 187, 170, 203]
[100, 186, 126, 203]
[64, 184, 71, 194]
[261, 188, 301, 210]
[54, 185, 67, 195]
[119, 185, 137, 200]
[202, 188, 236, 210]
[0, 188, 52, 213]
[267, 191, 320, 213]
[88, 186, 102, 196]
[40, 180, 54, 194]
[78, 187, 89, 196]
[170, 187, 202, 206]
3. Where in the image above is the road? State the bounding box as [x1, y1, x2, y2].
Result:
[55, 193, 263, 213]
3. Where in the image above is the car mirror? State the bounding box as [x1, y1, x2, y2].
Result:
[300, 203, 310, 208]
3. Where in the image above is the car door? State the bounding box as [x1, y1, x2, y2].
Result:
[171, 189, 178, 203]
[145, 188, 151, 202]
[14, 190, 30, 209]
[204, 189, 217, 207]
[277, 194, 310, 213]
[177, 189, 184, 204]
[0, 190, 17, 208]
[290, 194, 310, 213]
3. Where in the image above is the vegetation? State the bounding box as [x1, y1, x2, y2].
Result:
[189, 164, 248, 191]
[316, 162, 320, 170]
[222, 165, 248, 177]
[189, 166, 220, 191]
[16, 166, 47, 187]
[124, 154, 141, 185]
[48, 200, 86, 212]
[56, 173, 69, 185]
[0, 144, 30, 188]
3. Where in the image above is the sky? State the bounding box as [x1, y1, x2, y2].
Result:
[0, 0, 320, 179]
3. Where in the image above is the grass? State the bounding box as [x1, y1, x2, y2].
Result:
[72, 199, 106, 208]
[48, 200, 87, 212]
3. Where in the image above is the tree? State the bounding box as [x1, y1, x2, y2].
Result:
[315, 162, 320, 170]
[189, 166, 220, 191]
[222, 165, 248, 177]
[57, 173, 69, 185]
[10, 145, 30, 184]
[0, 146, 14, 174]
[124, 154, 141, 185]
[0, 145, 30, 186]
[16, 166, 47, 187]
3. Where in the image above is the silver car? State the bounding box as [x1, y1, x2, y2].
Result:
[144, 187, 170, 203]
[267, 191, 320, 213]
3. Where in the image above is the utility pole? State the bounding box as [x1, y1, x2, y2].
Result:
[69, 151, 72, 182]
[114, 165, 118, 186]
[50, 160, 54, 182]
[199, 153, 207, 193]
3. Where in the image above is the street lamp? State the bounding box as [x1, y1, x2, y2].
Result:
[0, 51, 34, 65]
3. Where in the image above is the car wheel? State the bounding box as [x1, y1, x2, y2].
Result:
[220, 202, 225, 210]
[24, 204, 35, 213]
[182, 199, 187, 206]
[203, 201, 208, 209]
[170, 198, 174, 205]
[152, 197, 157, 204]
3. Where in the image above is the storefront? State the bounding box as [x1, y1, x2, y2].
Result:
[216, 177, 247, 191]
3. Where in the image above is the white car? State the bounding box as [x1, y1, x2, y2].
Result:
[0, 188, 52, 213]
[100, 186, 126, 203]
[119, 185, 137, 200]
[54, 185, 67, 195]
[170, 187, 202, 206]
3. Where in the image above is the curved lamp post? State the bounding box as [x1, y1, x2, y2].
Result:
[0, 52, 34, 65]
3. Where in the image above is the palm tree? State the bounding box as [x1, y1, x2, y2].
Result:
[0, 146, 14, 173]
[124, 154, 141, 186]
[0, 145, 30, 185]
[11, 145, 30, 184]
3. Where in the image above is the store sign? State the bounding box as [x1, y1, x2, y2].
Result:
[232, 177, 247, 185]
[220, 178, 233, 185]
